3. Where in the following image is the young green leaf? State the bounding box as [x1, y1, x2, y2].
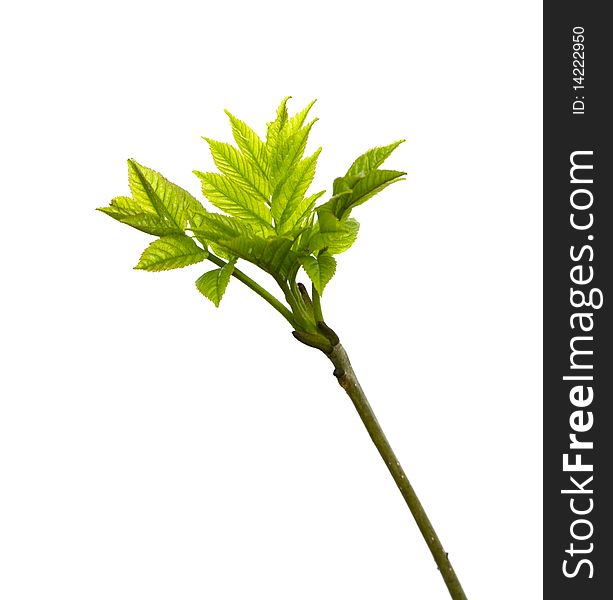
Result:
[299, 253, 337, 295]
[195, 260, 235, 307]
[291, 189, 326, 231]
[284, 99, 317, 136]
[190, 212, 296, 277]
[97, 196, 177, 236]
[190, 212, 254, 242]
[332, 173, 365, 198]
[216, 234, 297, 279]
[270, 118, 318, 190]
[272, 149, 321, 234]
[345, 140, 405, 177]
[224, 110, 269, 182]
[346, 169, 406, 209]
[317, 169, 405, 224]
[309, 218, 360, 254]
[128, 160, 205, 231]
[194, 171, 274, 235]
[202, 137, 270, 202]
[99, 195, 157, 218]
[135, 235, 208, 272]
[114, 213, 183, 237]
[266, 97, 291, 147]
[315, 192, 352, 232]
[312, 140, 405, 226]
[265, 96, 292, 168]
[291, 221, 315, 254]
[209, 242, 236, 262]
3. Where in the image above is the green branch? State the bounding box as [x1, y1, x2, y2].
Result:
[327, 343, 468, 600]
[98, 98, 468, 600]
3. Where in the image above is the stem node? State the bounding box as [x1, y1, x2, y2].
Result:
[316, 321, 340, 346]
[333, 366, 345, 378]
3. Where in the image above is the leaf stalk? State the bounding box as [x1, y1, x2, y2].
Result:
[311, 285, 324, 323]
[206, 254, 295, 326]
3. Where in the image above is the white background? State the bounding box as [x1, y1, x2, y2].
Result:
[0, 1, 542, 599]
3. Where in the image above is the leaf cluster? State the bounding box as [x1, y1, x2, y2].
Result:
[98, 98, 405, 344]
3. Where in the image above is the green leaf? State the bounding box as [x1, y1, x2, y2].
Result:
[128, 160, 205, 231]
[202, 137, 270, 201]
[332, 174, 363, 196]
[345, 140, 405, 177]
[284, 100, 317, 136]
[97, 196, 174, 236]
[191, 211, 295, 277]
[134, 235, 208, 272]
[216, 235, 297, 279]
[314, 140, 405, 226]
[191, 213, 296, 276]
[118, 213, 182, 237]
[299, 253, 337, 295]
[224, 110, 269, 182]
[99, 195, 157, 218]
[347, 169, 406, 209]
[209, 242, 235, 261]
[309, 218, 359, 254]
[191, 212, 253, 242]
[291, 189, 325, 230]
[266, 96, 291, 153]
[194, 171, 273, 234]
[272, 149, 321, 234]
[195, 260, 235, 307]
[291, 214, 317, 254]
[270, 119, 317, 191]
[318, 170, 405, 224]
[315, 192, 352, 231]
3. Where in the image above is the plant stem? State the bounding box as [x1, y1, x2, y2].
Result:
[206, 255, 295, 326]
[326, 342, 468, 600]
[311, 285, 324, 323]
